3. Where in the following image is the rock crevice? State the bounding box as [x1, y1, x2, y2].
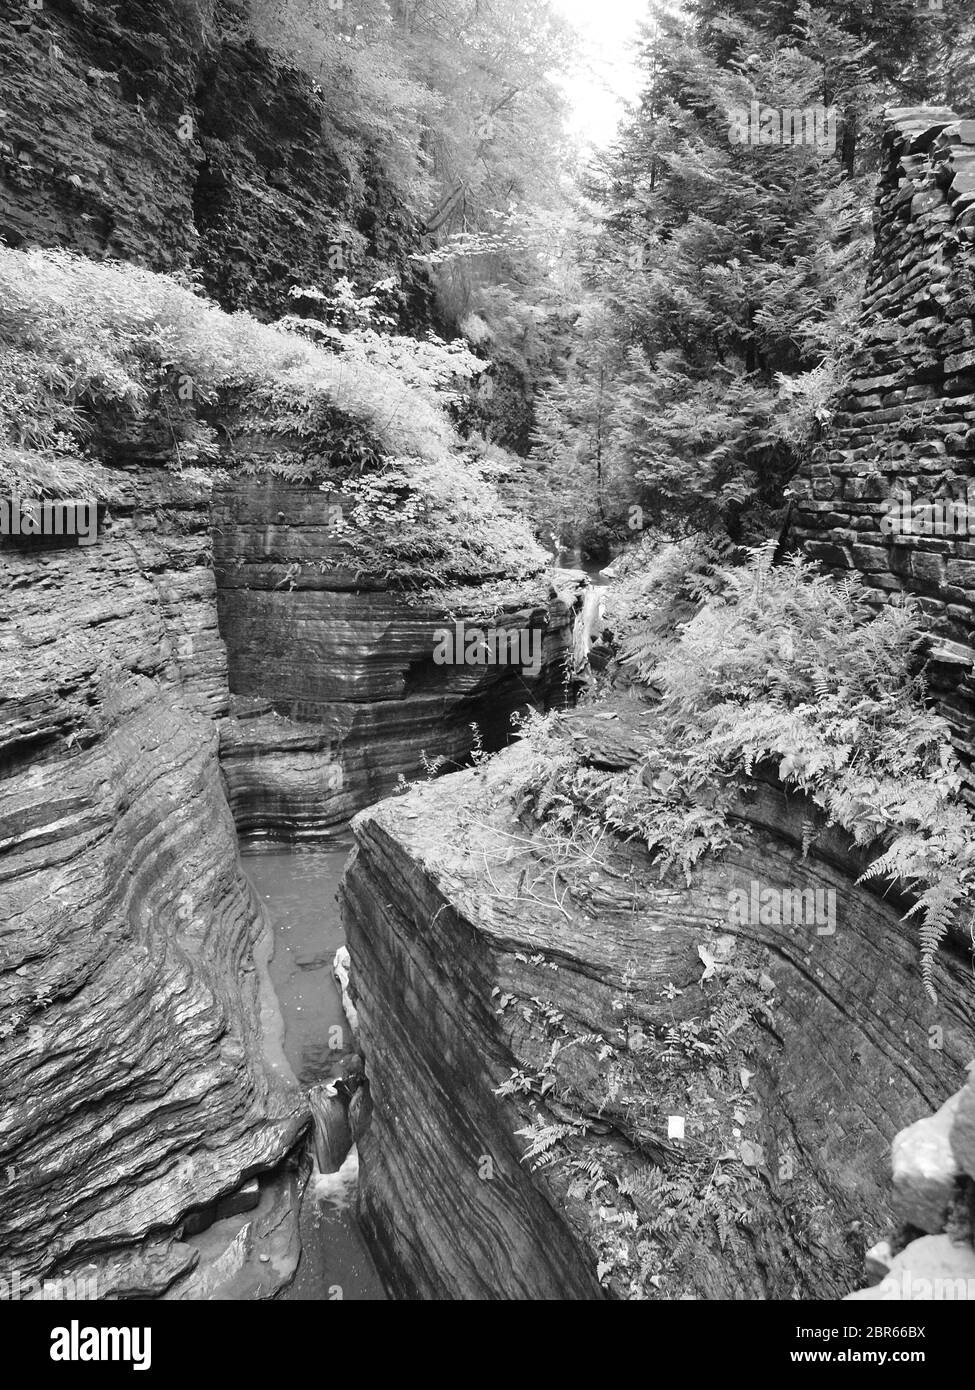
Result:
[0, 467, 307, 1297]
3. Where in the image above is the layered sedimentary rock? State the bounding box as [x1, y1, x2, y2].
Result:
[0, 451, 571, 1293]
[0, 0, 432, 321]
[791, 109, 975, 762]
[342, 700, 975, 1300]
[214, 478, 573, 838]
[0, 466, 307, 1297]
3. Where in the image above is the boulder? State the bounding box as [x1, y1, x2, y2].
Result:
[864, 1241, 893, 1281]
[846, 1233, 975, 1300]
[891, 1090, 963, 1231]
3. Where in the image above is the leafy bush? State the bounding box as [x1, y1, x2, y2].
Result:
[0, 247, 457, 465]
[283, 276, 486, 413]
[0, 247, 546, 592]
[609, 534, 739, 673]
[0, 447, 124, 504]
[336, 453, 548, 589]
[515, 547, 975, 1000]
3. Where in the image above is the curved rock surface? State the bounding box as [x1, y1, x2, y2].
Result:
[0, 467, 307, 1297]
[341, 699, 975, 1300]
[0, 459, 570, 1295]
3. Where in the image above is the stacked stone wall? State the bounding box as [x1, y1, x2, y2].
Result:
[792, 109, 975, 760]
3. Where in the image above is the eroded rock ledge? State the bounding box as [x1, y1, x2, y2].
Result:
[214, 478, 573, 838]
[341, 700, 975, 1300]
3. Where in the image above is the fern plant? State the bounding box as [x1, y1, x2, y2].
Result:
[515, 547, 975, 1002]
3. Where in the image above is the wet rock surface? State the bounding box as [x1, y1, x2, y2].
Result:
[0, 467, 307, 1297]
[0, 460, 568, 1296]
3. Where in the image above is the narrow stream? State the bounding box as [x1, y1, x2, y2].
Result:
[239, 560, 613, 1300]
[241, 841, 388, 1301]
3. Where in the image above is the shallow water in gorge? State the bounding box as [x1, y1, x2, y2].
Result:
[242, 842, 387, 1301]
[554, 546, 618, 585]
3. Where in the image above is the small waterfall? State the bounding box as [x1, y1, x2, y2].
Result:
[571, 586, 606, 672]
[559, 585, 607, 712]
[308, 1146, 359, 1211]
[332, 946, 359, 1035]
[308, 1082, 353, 1175]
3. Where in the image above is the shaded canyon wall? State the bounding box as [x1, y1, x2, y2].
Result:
[0, 455, 572, 1292]
[213, 479, 572, 839]
[0, 465, 308, 1297]
[0, 0, 433, 321]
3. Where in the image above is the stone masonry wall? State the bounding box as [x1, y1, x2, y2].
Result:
[791, 108, 975, 763]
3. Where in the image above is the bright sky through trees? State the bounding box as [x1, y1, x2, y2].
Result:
[551, 0, 649, 148]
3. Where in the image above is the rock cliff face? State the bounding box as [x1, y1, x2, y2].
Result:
[1, 0, 582, 1298]
[7, 15, 973, 1306]
[792, 109, 975, 765]
[0, 465, 308, 1297]
[213, 477, 573, 839]
[341, 701, 975, 1300]
[0, 0, 432, 321]
[0, 452, 571, 1293]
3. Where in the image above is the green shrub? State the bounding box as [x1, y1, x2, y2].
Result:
[337, 454, 548, 589]
[515, 546, 975, 1001]
[0, 247, 453, 461]
[0, 247, 546, 591]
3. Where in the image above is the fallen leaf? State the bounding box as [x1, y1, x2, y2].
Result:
[697, 944, 717, 983]
[739, 1139, 765, 1168]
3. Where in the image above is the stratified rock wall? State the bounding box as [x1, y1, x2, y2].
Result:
[0, 458, 569, 1292]
[342, 706, 975, 1300]
[213, 478, 572, 838]
[0, 467, 307, 1296]
[792, 109, 975, 763]
[341, 797, 605, 1301]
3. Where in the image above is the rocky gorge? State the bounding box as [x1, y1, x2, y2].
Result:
[0, 442, 574, 1296]
[0, 0, 582, 1302]
[340, 702, 975, 1299]
[2, 0, 975, 1317]
[337, 107, 975, 1301]
[213, 476, 572, 838]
